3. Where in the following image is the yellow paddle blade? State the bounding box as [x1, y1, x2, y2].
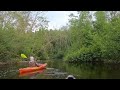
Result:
[21, 54, 27, 58]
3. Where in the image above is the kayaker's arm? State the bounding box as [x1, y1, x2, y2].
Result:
[35, 61, 39, 67]
[35, 63, 39, 67]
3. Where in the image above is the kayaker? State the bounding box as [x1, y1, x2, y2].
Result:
[29, 56, 39, 67]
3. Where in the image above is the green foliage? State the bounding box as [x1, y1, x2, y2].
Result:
[64, 11, 120, 63]
[1, 11, 120, 64]
[64, 45, 102, 62]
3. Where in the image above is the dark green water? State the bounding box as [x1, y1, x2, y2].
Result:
[0, 60, 120, 79]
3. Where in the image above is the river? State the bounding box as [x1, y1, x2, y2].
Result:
[0, 60, 120, 79]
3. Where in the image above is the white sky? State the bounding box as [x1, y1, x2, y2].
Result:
[45, 11, 78, 30]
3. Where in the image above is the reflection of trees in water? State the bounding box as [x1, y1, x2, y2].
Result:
[60, 62, 120, 79]
[1, 60, 120, 79]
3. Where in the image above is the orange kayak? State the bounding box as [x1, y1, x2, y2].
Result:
[19, 69, 45, 77]
[19, 63, 47, 74]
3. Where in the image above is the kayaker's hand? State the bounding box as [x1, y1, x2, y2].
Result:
[35, 63, 39, 67]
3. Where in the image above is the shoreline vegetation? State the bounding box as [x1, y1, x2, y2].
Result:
[0, 59, 120, 66]
[0, 11, 120, 65]
[0, 59, 55, 65]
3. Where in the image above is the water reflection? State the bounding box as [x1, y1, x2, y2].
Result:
[0, 60, 120, 79]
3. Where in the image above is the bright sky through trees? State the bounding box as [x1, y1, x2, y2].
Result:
[45, 11, 78, 29]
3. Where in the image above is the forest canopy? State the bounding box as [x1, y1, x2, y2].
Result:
[0, 11, 120, 63]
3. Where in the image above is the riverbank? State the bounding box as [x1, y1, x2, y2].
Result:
[0, 59, 120, 66]
[67, 59, 120, 64]
[0, 61, 28, 66]
[0, 60, 49, 66]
